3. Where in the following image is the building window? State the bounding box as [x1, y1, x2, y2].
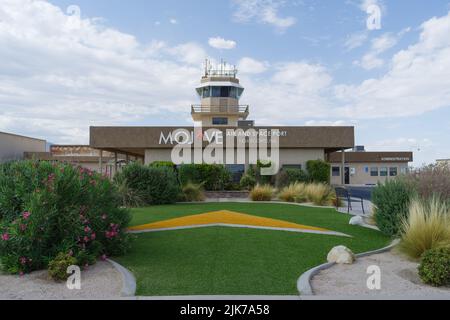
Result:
[332, 166, 340, 177]
[202, 87, 211, 98]
[389, 167, 398, 177]
[380, 167, 388, 177]
[370, 167, 379, 177]
[400, 167, 408, 175]
[212, 117, 228, 125]
[211, 86, 221, 97]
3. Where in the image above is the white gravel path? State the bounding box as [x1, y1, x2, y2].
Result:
[311, 251, 450, 299]
[0, 261, 123, 300]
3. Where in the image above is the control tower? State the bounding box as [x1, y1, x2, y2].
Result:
[191, 60, 250, 126]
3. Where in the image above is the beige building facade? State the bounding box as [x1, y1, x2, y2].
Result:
[0, 131, 46, 163]
[329, 151, 413, 185]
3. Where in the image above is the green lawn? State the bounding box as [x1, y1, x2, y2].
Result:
[115, 202, 390, 296]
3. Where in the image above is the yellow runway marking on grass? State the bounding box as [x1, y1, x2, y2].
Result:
[128, 210, 350, 237]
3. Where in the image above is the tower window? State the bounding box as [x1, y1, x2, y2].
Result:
[212, 117, 228, 125]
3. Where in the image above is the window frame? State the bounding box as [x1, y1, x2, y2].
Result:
[370, 167, 379, 177]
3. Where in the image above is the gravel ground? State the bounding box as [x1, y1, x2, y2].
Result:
[0, 261, 123, 300]
[311, 251, 450, 299]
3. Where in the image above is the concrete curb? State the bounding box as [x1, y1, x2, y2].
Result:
[107, 259, 137, 298]
[135, 295, 301, 300]
[177, 200, 336, 209]
[129, 223, 351, 237]
[296, 239, 400, 296]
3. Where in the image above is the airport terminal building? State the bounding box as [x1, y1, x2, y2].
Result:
[89, 65, 412, 185]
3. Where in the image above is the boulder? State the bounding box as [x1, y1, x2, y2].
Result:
[349, 216, 364, 226]
[327, 246, 355, 264]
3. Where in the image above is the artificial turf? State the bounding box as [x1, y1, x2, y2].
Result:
[115, 202, 390, 296]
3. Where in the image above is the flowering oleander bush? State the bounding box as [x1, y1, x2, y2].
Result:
[0, 160, 131, 275]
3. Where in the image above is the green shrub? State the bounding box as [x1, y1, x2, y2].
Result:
[150, 161, 176, 171]
[373, 179, 416, 236]
[276, 168, 310, 188]
[306, 160, 330, 184]
[399, 197, 450, 259]
[115, 162, 180, 205]
[0, 160, 131, 275]
[250, 184, 275, 201]
[418, 247, 450, 287]
[182, 183, 205, 202]
[114, 175, 145, 208]
[48, 253, 78, 281]
[178, 164, 231, 191]
[240, 174, 257, 191]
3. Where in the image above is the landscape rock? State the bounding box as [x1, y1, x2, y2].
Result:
[327, 246, 355, 264]
[349, 216, 364, 226]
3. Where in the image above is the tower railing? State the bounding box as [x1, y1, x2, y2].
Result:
[191, 105, 250, 114]
[191, 105, 249, 114]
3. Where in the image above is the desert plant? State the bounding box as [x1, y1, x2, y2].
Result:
[398, 197, 450, 259]
[182, 182, 205, 202]
[403, 165, 450, 203]
[372, 179, 416, 236]
[250, 184, 275, 201]
[278, 183, 307, 202]
[306, 160, 330, 184]
[418, 246, 450, 287]
[305, 183, 335, 206]
[48, 253, 78, 281]
[240, 174, 257, 190]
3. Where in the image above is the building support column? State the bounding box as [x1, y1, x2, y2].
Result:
[99, 150, 103, 175]
[341, 148, 345, 185]
[114, 152, 118, 177]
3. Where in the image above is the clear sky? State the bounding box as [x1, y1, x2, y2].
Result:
[1, 0, 450, 166]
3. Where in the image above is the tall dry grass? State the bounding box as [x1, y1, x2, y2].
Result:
[278, 182, 307, 202]
[277, 182, 335, 206]
[250, 184, 276, 201]
[305, 183, 335, 206]
[399, 197, 450, 259]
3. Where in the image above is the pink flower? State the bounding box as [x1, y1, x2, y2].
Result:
[84, 226, 91, 233]
[91, 233, 96, 240]
[83, 236, 89, 243]
[101, 214, 107, 220]
[20, 224, 27, 232]
[1, 233, 9, 241]
[19, 257, 27, 265]
[22, 211, 31, 219]
[19, 272, 24, 277]
[101, 254, 107, 261]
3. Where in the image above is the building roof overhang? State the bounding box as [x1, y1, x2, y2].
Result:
[89, 126, 355, 156]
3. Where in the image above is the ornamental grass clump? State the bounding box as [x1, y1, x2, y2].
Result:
[278, 183, 307, 203]
[305, 183, 335, 206]
[182, 182, 205, 202]
[250, 184, 275, 201]
[399, 197, 450, 260]
[0, 160, 131, 275]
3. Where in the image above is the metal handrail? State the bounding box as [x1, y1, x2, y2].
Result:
[191, 105, 249, 113]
